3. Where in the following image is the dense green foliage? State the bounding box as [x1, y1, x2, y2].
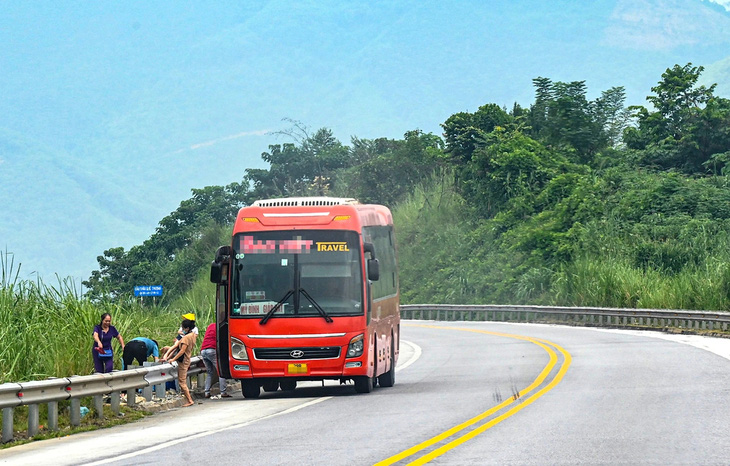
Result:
[79, 62, 730, 309]
[4, 63, 730, 382]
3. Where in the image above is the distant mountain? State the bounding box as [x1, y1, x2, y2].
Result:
[704, 56, 730, 95]
[0, 124, 268, 281]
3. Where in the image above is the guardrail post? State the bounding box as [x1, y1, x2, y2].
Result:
[94, 395, 104, 420]
[197, 373, 205, 388]
[127, 390, 137, 408]
[70, 398, 80, 427]
[111, 392, 121, 415]
[28, 404, 39, 437]
[48, 401, 58, 431]
[2, 407, 13, 443]
[143, 385, 153, 401]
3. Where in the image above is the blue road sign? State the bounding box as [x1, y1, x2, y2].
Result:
[134, 285, 163, 297]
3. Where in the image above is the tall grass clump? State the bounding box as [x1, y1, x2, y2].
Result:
[0, 251, 217, 383]
[394, 173, 479, 304]
[551, 251, 730, 311]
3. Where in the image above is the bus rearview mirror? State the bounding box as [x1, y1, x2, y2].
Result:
[210, 261, 223, 284]
[368, 258, 380, 281]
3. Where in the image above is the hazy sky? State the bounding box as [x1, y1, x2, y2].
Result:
[1, 0, 730, 282]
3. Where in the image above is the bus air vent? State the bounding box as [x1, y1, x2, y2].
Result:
[252, 197, 359, 207]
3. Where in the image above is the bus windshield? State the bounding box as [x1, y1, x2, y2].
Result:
[231, 230, 363, 319]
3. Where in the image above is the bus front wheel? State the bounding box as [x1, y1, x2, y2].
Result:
[242, 380, 261, 399]
[354, 375, 373, 393]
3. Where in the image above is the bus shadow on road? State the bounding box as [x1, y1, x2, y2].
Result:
[253, 380, 403, 399]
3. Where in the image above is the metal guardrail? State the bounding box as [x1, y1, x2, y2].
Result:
[400, 304, 730, 331]
[1, 356, 204, 444]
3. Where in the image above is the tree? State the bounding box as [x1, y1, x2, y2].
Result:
[595, 87, 631, 148]
[246, 126, 351, 198]
[527, 78, 614, 164]
[646, 63, 716, 141]
[336, 130, 445, 205]
[624, 63, 727, 173]
[442, 104, 512, 167]
[460, 129, 569, 218]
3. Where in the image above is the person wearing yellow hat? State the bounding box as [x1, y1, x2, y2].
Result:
[178, 313, 199, 338]
[161, 314, 199, 361]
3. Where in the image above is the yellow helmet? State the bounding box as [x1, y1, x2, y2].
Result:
[181, 313, 196, 321]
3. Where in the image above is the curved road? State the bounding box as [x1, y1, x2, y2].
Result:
[2, 321, 729, 465]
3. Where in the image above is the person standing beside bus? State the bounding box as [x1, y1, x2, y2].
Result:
[92, 313, 125, 373]
[163, 319, 197, 407]
[201, 322, 230, 398]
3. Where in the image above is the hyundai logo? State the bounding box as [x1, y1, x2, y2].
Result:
[290, 350, 305, 358]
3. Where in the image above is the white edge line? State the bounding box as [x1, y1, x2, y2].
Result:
[86, 339, 422, 465]
[85, 397, 332, 465]
[396, 339, 422, 372]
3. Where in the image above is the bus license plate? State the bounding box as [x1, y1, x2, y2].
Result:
[288, 363, 307, 374]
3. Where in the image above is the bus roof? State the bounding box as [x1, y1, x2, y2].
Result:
[235, 197, 392, 230]
[252, 197, 359, 207]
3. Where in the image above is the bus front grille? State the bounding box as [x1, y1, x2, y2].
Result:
[253, 347, 341, 360]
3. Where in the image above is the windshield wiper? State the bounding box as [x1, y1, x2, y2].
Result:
[260, 289, 295, 325]
[299, 288, 333, 323]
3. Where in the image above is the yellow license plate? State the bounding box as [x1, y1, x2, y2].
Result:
[287, 363, 307, 374]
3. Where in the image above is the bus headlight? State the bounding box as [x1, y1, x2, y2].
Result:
[231, 337, 249, 361]
[346, 334, 364, 358]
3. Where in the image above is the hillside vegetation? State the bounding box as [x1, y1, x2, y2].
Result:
[83, 63, 730, 309]
[3, 63, 730, 381]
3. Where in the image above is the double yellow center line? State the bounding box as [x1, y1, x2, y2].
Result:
[375, 324, 572, 465]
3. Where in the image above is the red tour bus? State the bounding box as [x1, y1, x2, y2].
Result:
[210, 196, 400, 398]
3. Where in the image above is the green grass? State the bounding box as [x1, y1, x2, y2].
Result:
[0, 252, 216, 384]
[0, 400, 150, 449]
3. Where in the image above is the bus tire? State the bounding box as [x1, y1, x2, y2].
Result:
[242, 380, 261, 399]
[280, 380, 297, 391]
[378, 341, 396, 388]
[354, 375, 373, 393]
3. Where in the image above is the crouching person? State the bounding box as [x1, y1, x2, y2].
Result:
[122, 337, 160, 370]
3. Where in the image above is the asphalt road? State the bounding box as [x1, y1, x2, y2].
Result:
[2, 321, 729, 465]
